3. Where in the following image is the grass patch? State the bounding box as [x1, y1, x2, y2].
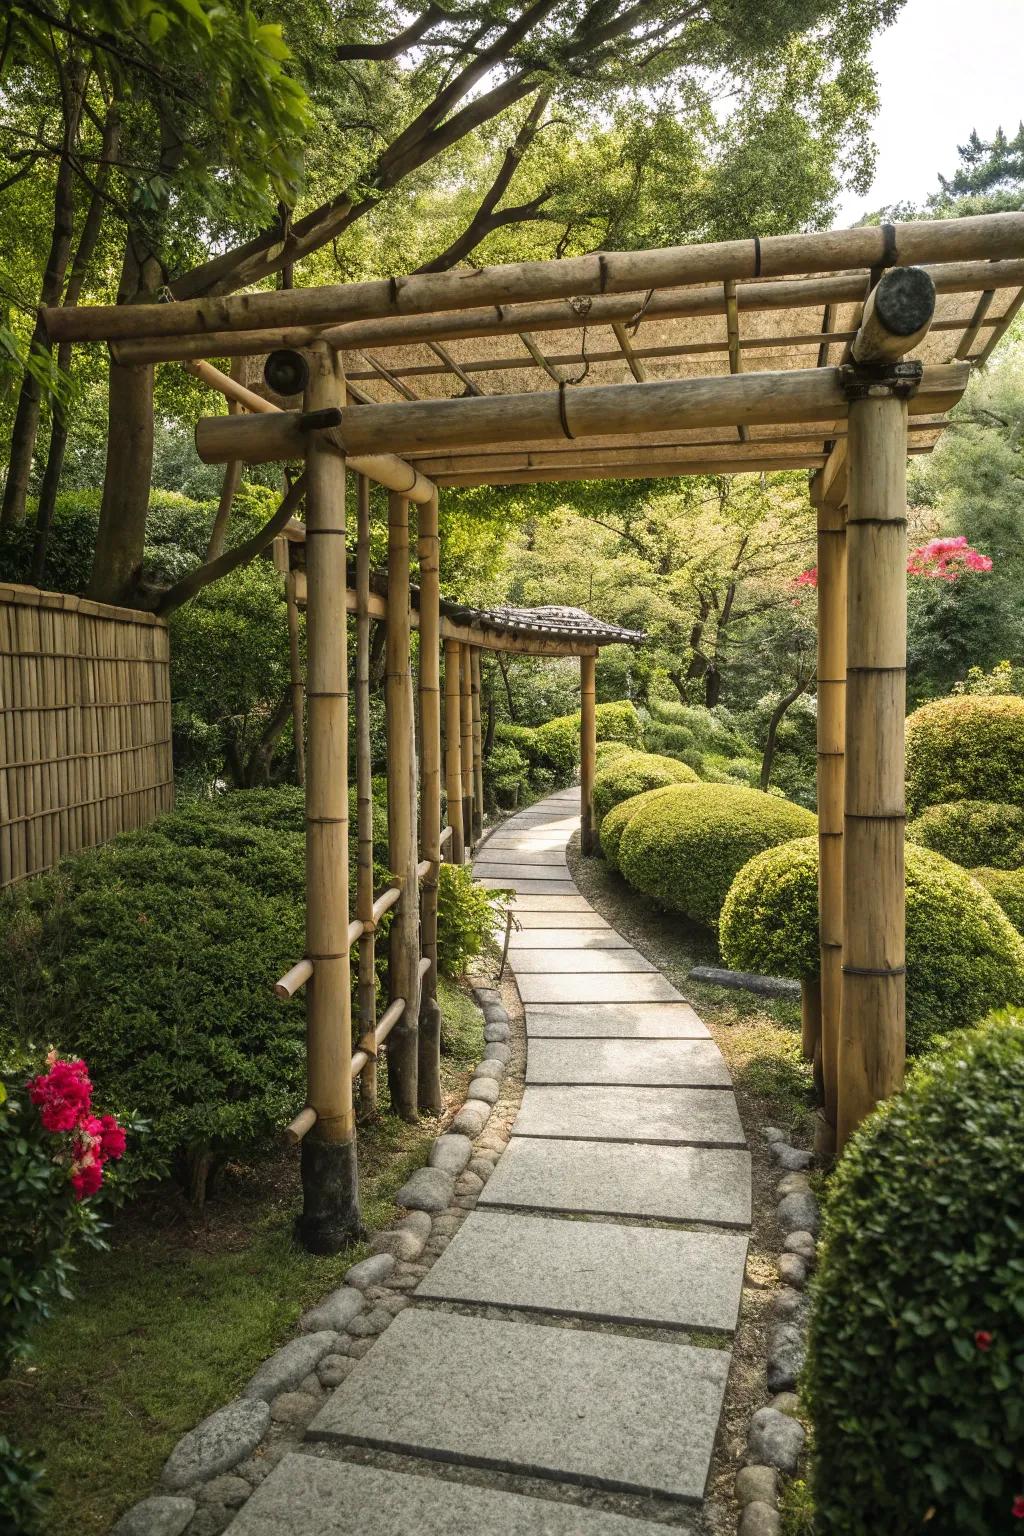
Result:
[0, 975, 482, 1534]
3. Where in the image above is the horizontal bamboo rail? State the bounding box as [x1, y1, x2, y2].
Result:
[285, 1105, 317, 1145]
[45, 213, 1024, 350]
[275, 957, 313, 1000]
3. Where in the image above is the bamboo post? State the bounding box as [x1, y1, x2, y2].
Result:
[354, 474, 377, 1113]
[299, 341, 360, 1251]
[459, 643, 474, 851]
[470, 648, 484, 842]
[836, 380, 912, 1150]
[444, 639, 465, 863]
[285, 567, 306, 786]
[812, 474, 847, 1151]
[385, 490, 420, 1120]
[417, 491, 443, 1113]
[580, 652, 597, 853]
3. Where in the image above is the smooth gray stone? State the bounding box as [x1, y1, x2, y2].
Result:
[771, 1287, 810, 1323]
[484, 1042, 512, 1063]
[309, 1309, 730, 1502]
[229, 1455, 677, 1536]
[513, 1085, 744, 1147]
[526, 1001, 709, 1039]
[163, 1399, 270, 1489]
[416, 1209, 748, 1331]
[739, 1504, 783, 1536]
[763, 1127, 786, 1143]
[344, 1253, 395, 1289]
[689, 966, 801, 1000]
[299, 1285, 363, 1333]
[525, 1038, 731, 1088]
[429, 1133, 473, 1175]
[479, 879, 579, 895]
[369, 1211, 432, 1262]
[778, 1190, 819, 1235]
[484, 1020, 510, 1042]
[773, 1143, 813, 1170]
[469, 1075, 500, 1105]
[746, 1408, 805, 1474]
[480, 1136, 751, 1228]
[395, 1165, 455, 1212]
[113, 1496, 196, 1536]
[767, 1322, 806, 1393]
[241, 1334, 337, 1403]
[777, 1254, 807, 1290]
[516, 972, 681, 1004]
[736, 1464, 779, 1507]
[475, 863, 571, 882]
[777, 1171, 811, 1199]
[474, 1057, 506, 1081]
[508, 926, 630, 948]
[451, 1099, 491, 1137]
[784, 1230, 817, 1264]
[508, 909, 611, 928]
[501, 893, 593, 911]
[510, 948, 656, 974]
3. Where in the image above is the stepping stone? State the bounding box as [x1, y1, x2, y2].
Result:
[510, 948, 655, 974]
[525, 1002, 710, 1037]
[516, 972, 681, 1004]
[479, 1136, 751, 1227]
[479, 880, 580, 896]
[514, 1085, 745, 1146]
[480, 846, 570, 861]
[474, 863, 571, 882]
[230, 1456, 676, 1536]
[525, 1038, 732, 1088]
[507, 926, 630, 948]
[309, 1309, 729, 1503]
[416, 1209, 749, 1333]
[505, 908, 610, 928]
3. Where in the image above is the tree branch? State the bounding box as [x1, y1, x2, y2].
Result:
[156, 475, 306, 616]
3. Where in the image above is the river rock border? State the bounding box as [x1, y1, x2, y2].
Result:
[735, 1127, 818, 1536]
[111, 981, 516, 1536]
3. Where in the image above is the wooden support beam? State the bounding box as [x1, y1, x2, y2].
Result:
[851, 267, 936, 364]
[837, 385, 908, 1150]
[444, 639, 465, 864]
[580, 652, 597, 854]
[385, 491, 420, 1120]
[298, 341, 360, 1252]
[360, 350, 419, 400]
[611, 320, 647, 382]
[354, 474, 377, 1114]
[427, 340, 483, 395]
[459, 643, 474, 851]
[417, 491, 443, 1114]
[471, 648, 484, 842]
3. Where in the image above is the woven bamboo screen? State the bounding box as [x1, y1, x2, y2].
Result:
[1, 584, 174, 888]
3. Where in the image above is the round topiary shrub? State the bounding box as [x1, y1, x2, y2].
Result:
[595, 739, 634, 768]
[972, 865, 1024, 934]
[599, 784, 681, 873]
[805, 1013, 1024, 1535]
[592, 750, 699, 826]
[907, 799, 1024, 870]
[721, 837, 1024, 1053]
[617, 784, 816, 930]
[905, 694, 1024, 815]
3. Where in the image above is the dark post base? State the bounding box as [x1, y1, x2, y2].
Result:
[296, 1136, 364, 1254]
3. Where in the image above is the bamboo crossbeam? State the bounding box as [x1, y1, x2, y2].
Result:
[194, 363, 969, 466]
[275, 957, 313, 999]
[439, 824, 453, 848]
[351, 996, 406, 1080]
[372, 883, 402, 923]
[284, 1105, 318, 1145]
[418, 955, 432, 981]
[851, 267, 936, 364]
[416, 858, 432, 880]
[48, 214, 1024, 348]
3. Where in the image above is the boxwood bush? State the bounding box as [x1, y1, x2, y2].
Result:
[972, 866, 1024, 934]
[592, 750, 699, 826]
[905, 695, 1024, 815]
[495, 701, 643, 789]
[721, 837, 1024, 1053]
[617, 783, 816, 930]
[906, 799, 1024, 870]
[805, 1014, 1024, 1534]
[599, 785, 681, 873]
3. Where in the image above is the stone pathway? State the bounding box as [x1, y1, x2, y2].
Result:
[231, 789, 751, 1533]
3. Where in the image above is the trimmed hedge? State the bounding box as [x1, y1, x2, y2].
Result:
[905, 694, 1024, 815]
[721, 837, 1024, 1053]
[495, 701, 643, 789]
[599, 785, 680, 873]
[594, 739, 635, 768]
[973, 865, 1024, 934]
[805, 1014, 1024, 1535]
[592, 750, 699, 826]
[906, 799, 1024, 870]
[617, 783, 816, 930]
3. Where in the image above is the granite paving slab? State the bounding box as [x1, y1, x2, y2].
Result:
[514, 1084, 744, 1145]
[509, 948, 656, 973]
[502, 908, 611, 928]
[479, 846, 571, 860]
[416, 1209, 748, 1332]
[479, 1135, 752, 1227]
[516, 972, 682, 1003]
[482, 883, 584, 900]
[229, 1456, 681, 1536]
[507, 927, 631, 948]
[525, 1002, 710, 1037]
[525, 1037, 732, 1087]
[474, 863, 571, 882]
[308, 1309, 730, 1502]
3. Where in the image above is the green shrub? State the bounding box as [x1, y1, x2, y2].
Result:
[595, 739, 635, 768]
[973, 866, 1024, 934]
[594, 700, 644, 748]
[436, 863, 502, 976]
[642, 697, 753, 774]
[617, 784, 816, 930]
[599, 785, 680, 873]
[484, 742, 529, 808]
[907, 799, 1024, 870]
[592, 751, 698, 826]
[805, 1014, 1024, 1535]
[905, 694, 1024, 815]
[500, 701, 643, 789]
[533, 713, 578, 781]
[721, 837, 1024, 1053]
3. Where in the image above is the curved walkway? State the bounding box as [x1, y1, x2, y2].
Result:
[236, 790, 751, 1533]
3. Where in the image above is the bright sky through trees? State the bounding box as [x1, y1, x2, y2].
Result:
[835, 0, 1024, 225]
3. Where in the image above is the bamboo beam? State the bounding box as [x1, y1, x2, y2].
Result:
[417, 491, 443, 1114]
[194, 364, 970, 466]
[385, 491, 420, 1120]
[459, 643, 474, 850]
[444, 639, 465, 863]
[298, 341, 360, 1251]
[611, 320, 647, 382]
[354, 474, 377, 1114]
[50, 214, 1024, 346]
[107, 257, 1024, 364]
[580, 652, 597, 854]
[851, 267, 936, 364]
[471, 648, 484, 843]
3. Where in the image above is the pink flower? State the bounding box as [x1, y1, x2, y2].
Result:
[70, 1161, 104, 1200]
[974, 1329, 993, 1352]
[907, 536, 992, 582]
[98, 1114, 127, 1161]
[793, 567, 818, 589]
[28, 1057, 92, 1134]
[1012, 1495, 1024, 1520]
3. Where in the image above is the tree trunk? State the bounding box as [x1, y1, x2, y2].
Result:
[760, 676, 811, 790]
[244, 690, 293, 785]
[88, 356, 155, 603]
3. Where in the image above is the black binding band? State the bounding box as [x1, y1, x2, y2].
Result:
[558, 382, 575, 440]
[752, 236, 762, 277]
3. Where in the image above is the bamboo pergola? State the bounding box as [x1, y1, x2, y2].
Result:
[44, 210, 1024, 1241]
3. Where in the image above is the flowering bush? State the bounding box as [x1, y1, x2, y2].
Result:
[805, 1014, 1024, 1534]
[795, 535, 992, 590]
